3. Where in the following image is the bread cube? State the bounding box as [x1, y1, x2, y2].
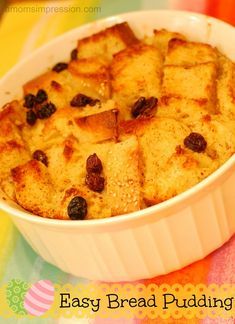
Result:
[120, 117, 218, 205]
[77, 22, 138, 60]
[162, 62, 217, 110]
[158, 96, 215, 120]
[74, 109, 118, 143]
[11, 160, 57, 218]
[0, 101, 30, 199]
[111, 43, 163, 118]
[106, 136, 141, 215]
[11, 135, 141, 219]
[146, 29, 186, 57]
[165, 38, 218, 66]
[23, 57, 111, 110]
[217, 54, 235, 118]
[186, 114, 235, 164]
[22, 107, 119, 152]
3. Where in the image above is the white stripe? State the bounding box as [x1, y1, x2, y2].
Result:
[31, 285, 54, 301]
[39, 279, 54, 292]
[28, 256, 44, 282]
[26, 292, 49, 309]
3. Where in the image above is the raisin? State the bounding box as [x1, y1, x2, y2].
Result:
[70, 93, 100, 107]
[24, 93, 36, 109]
[71, 48, 78, 61]
[67, 196, 87, 220]
[51, 80, 62, 90]
[33, 150, 48, 166]
[144, 97, 158, 112]
[36, 89, 48, 104]
[131, 96, 158, 118]
[26, 110, 37, 125]
[184, 132, 207, 153]
[89, 99, 100, 107]
[37, 102, 56, 119]
[52, 62, 68, 73]
[131, 97, 145, 118]
[85, 173, 105, 192]
[86, 153, 103, 174]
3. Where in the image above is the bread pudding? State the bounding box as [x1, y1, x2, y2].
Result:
[1, 22, 235, 220]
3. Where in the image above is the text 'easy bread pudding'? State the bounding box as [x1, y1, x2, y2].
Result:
[1, 22, 235, 220]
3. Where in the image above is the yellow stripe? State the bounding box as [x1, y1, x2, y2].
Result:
[54, 0, 100, 36]
[0, 212, 17, 280]
[0, 2, 44, 76]
[34, 0, 99, 48]
[0, 213, 12, 246]
[0, 0, 99, 75]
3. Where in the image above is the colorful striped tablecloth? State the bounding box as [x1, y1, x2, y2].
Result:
[0, 1, 234, 323]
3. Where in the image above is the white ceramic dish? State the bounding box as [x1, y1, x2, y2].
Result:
[0, 10, 235, 282]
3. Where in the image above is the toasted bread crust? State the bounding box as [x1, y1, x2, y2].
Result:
[11, 160, 57, 218]
[74, 109, 119, 143]
[217, 54, 235, 118]
[165, 38, 218, 66]
[145, 29, 186, 57]
[162, 62, 218, 113]
[77, 22, 138, 60]
[120, 116, 221, 204]
[24, 59, 111, 112]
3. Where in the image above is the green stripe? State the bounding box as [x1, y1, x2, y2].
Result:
[98, 0, 142, 18]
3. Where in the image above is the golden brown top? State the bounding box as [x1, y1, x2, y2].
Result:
[1, 23, 235, 220]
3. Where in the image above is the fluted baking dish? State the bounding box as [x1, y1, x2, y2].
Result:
[0, 10, 235, 282]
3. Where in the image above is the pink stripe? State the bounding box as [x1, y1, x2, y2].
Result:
[207, 235, 235, 284]
[40, 280, 54, 292]
[31, 286, 54, 301]
[27, 291, 52, 308]
[24, 297, 46, 315]
[36, 281, 54, 296]
[24, 303, 43, 317]
[169, 0, 206, 12]
[29, 289, 52, 305]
